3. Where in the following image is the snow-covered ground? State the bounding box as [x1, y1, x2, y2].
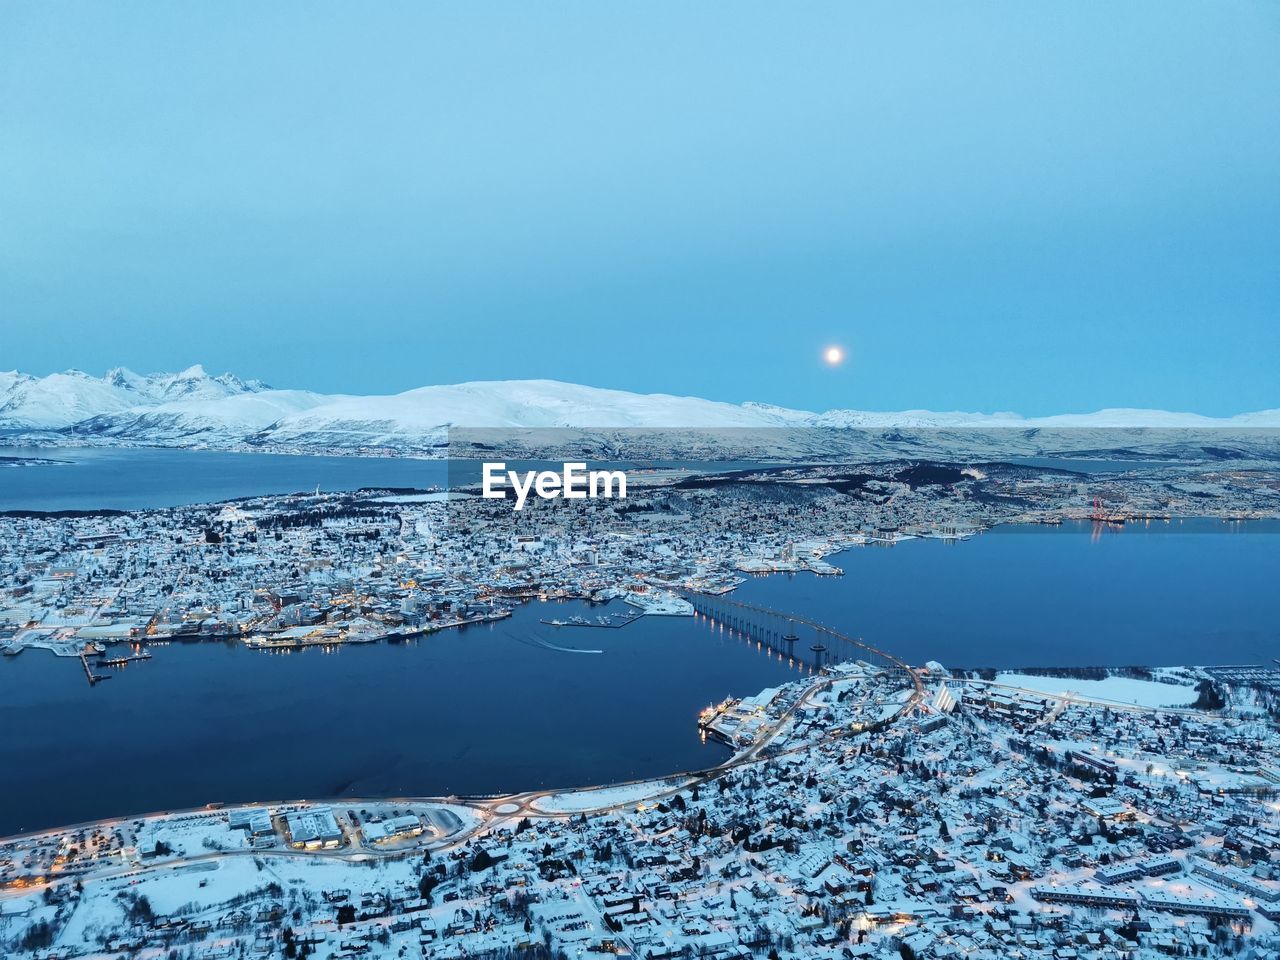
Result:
[530, 778, 695, 813]
[621, 590, 694, 616]
[0, 365, 270, 430]
[5, 366, 1280, 454]
[993, 672, 1198, 708]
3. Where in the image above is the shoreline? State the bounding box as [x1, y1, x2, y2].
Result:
[0, 653, 1233, 874]
[6, 613, 1244, 846]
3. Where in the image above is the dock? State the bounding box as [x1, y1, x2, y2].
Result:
[76, 643, 152, 684]
[538, 613, 642, 629]
[79, 650, 110, 686]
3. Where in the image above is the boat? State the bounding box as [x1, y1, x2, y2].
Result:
[343, 620, 384, 644]
[244, 635, 303, 650]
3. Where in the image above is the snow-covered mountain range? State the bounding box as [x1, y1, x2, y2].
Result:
[0, 366, 273, 431]
[2, 366, 1277, 460]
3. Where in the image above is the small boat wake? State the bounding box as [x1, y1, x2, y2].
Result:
[535, 634, 604, 660]
[523, 634, 604, 655]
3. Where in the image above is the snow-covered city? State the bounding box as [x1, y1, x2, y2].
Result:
[3, 447, 1278, 663]
[4, 432, 1280, 958]
[5, 634, 1280, 959]
[5, 2, 1279, 957]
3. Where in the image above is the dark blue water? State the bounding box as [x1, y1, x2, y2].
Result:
[0, 447, 448, 511]
[0, 600, 807, 836]
[734, 519, 1280, 670]
[0, 448, 770, 512]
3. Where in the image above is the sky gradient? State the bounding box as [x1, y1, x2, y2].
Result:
[2, 2, 1278, 415]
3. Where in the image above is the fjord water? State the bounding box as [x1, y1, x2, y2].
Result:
[0, 603, 807, 836]
[0, 447, 764, 511]
[0, 447, 449, 511]
[2, 448, 1278, 836]
[735, 519, 1280, 669]
[1, 522, 1276, 836]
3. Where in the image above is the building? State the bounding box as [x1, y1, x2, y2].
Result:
[284, 808, 343, 850]
[363, 815, 424, 844]
[228, 808, 274, 840]
[1031, 886, 1140, 910]
[1191, 857, 1280, 902]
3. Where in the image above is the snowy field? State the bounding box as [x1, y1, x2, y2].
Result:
[993, 672, 1198, 708]
[531, 778, 695, 813]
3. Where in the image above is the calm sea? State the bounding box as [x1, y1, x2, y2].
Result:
[0, 601, 803, 836]
[0, 447, 447, 511]
[734, 519, 1280, 670]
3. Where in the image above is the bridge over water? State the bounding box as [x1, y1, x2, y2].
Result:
[681, 591, 924, 697]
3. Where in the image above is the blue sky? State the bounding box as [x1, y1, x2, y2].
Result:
[2, 2, 1277, 415]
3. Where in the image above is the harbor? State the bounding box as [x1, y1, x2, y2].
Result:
[539, 609, 643, 629]
[0, 596, 802, 837]
[77, 642, 152, 686]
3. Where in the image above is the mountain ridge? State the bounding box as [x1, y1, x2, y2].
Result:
[2, 368, 1277, 456]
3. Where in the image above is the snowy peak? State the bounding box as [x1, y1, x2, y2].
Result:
[105, 366, 148, 391]
[1, 369, 144, 429]
[0, 366, 270, 429]
[1, 367, 1276, 458]
[809, 406, 1280, 430]
[145, 365, 269, 401]
[249, 379, 802, 451]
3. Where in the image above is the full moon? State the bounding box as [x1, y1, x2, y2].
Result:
[823, 345, 845, 366]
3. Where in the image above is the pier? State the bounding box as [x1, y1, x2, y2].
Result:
[538, 613, 642, 629]
[77, 646, 152, 684]
[78, 650, 110, 686]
